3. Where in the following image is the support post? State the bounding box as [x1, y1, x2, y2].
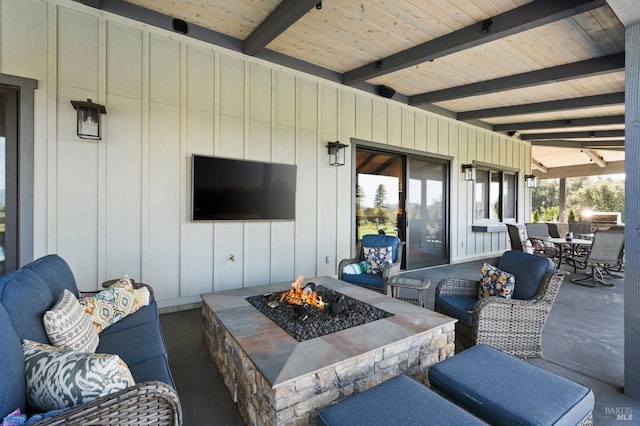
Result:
[624, 21, 640, 400]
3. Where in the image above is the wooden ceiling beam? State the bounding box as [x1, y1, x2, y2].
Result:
[530, 140, 625, 148]
[521, 130, 625, 140]
[458, 92, 624, 120]
[341, 0, 606, 86]
[533, 160, 625, 179]
[243, 0, 320, 56]
[493, 115, 625, 132]
[410, 53, 624, 106]
[583, 149, 607, 167]
[532, 159, 548, 173]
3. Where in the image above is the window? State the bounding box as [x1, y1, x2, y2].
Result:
[474, 167, 517, 221]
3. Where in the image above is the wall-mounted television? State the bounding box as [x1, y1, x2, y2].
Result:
[191, 155, 297, 221]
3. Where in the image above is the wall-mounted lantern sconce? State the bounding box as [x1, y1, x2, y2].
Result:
[70, 99, 107, 140]
[461, 164, 476, 181]
[525, 174, 538, 188]
[327, 141, 348, 166]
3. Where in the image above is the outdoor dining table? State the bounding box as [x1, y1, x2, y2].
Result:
[542, 237, 593, 271]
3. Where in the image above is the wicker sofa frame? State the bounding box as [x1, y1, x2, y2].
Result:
[34, 381, 182, 426]
[435, 259, 566, 359]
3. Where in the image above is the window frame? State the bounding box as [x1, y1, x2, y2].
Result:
[473, 165, 519, 223]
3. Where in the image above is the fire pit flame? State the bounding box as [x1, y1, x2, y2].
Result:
[279, 276, 326, 310]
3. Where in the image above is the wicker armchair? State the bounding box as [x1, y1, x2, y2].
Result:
[338, 234, 404, 296]
[435, 250, 566, 359]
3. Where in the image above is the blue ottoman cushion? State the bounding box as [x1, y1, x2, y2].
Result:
[428, 344, 594, 426]
[317, 375, 484, 426]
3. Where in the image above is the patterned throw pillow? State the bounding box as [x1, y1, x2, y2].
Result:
[43, 289, 99, 352]
[478, 263, 515, 299]
[22, 340, 135, 412]
[363, 246, 393, 275]
[79, 275, 140, 333]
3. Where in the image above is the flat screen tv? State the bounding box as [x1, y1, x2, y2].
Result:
[191, 155, 297, 221]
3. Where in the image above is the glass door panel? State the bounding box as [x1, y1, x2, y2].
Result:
[355, 150, 404, 244]
[406, 158, 448, 269]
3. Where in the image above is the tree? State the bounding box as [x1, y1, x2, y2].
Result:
[531, 179, 558, 214]
[566, 177, 625, 219]
[532, 210, 540, 223]
[532, 176, 625, 222]
[373, 184, 387, 208]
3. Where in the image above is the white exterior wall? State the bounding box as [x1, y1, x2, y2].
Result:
[0, 0, 532, 308]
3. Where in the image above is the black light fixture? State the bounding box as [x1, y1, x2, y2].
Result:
[481, 18, 493, 34]
[461, 164, 476, 181]
[525, 174, 538, 188]
[327, 141, 348, 166]
[70, 99, 107, 140]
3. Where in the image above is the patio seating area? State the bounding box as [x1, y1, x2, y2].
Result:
[159, 258, 639, 425]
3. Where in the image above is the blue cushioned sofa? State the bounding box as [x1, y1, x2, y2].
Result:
[0, 254, 182, 425]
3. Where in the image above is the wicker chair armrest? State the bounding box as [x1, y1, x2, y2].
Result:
[33, 381, 182, 426]
[435, 278, 480, 298]
[337, 256, 363, 279]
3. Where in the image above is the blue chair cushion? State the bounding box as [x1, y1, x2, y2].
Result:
[429, 344, 595, 426]
[497, 250, 555, 300]
[0, 305, 27, 416]
[24, 254, 79, 299]
[340, 272, 383, 289]
[361, 234, 400, 262]
[434, 296, 476, 327]
[0, 269, 54, 343]
[317, 375, 484, 426]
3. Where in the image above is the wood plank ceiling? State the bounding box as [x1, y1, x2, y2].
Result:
[82, 0, 640, 179]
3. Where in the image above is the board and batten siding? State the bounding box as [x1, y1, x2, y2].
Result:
[0, 0, 531, 308]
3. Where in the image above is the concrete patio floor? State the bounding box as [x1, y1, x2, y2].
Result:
[160, 258, 639, 425]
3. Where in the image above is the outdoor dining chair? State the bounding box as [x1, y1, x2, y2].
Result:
[525, 223, 561, 260]
[565, 229, 625, 288]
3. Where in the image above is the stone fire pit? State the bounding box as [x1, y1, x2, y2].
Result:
[202, 276, 456, 426]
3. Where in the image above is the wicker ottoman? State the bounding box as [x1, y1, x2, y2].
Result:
[429, 344, 594, 425]
[316, 375, 484, 426]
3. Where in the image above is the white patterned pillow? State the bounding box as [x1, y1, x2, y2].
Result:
[43, 289, 99, 352]
[22, 340, 135, 411]
[79, 275, 140, 333]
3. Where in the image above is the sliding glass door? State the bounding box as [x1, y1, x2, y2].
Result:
[355, 146, 449, 269]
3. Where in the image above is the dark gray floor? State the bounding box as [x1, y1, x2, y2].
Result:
[160, 258, 640, 425]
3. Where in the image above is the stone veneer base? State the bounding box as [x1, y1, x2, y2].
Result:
[202, 276, 456, 426]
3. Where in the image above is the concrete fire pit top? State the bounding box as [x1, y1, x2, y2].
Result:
[201, 276, 456, 387]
